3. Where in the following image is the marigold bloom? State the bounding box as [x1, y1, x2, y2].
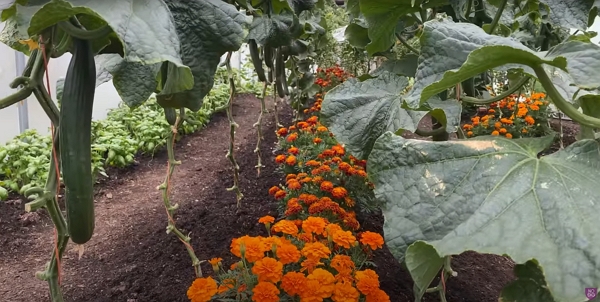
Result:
[360, 231, 384, 250]
[262, 236, 282, 251]
[277, 128, 288, 136]
[506, 133, 513, 139]
[301, 279, 326, 301]
[529, 104, 540, 110]
[331, 254, 355, 275]
[302, 216, 328, 235]
[326, 223, 344, 237]
[321, 149, 335, 157]
[281, 272, 308, 296]
[462, 124, 473, 130]
[187, 276, 218, 302]
[342, 216, 360, 230]
[307, 116, 319, 124]
[313, 137, 323, 144]
[274, 190, 286, 200]
[258, 216, 275, 225]
[299, 177, 312, 184]
[268, 186, 279, 196]
[287, 133, 298, 142]
[494, 122, 502, 129]
[276, 242, 301, 264]
[344, 196, 355, 207]
[333, 230, 357, 249]
[522, 128, 528, 133]
[230, 236, 267, 263]
[317, 126, 328, 132]
[286, 155, 297, 166]
[355, 269, 380, 295]
[312, 176, 324, 184]
[331, 187, 348, 199]
[302, 242, 331, 261]
[272, 220, 299, 235]
[332, 281, 360, 302]
[288, 146, 299, 155]
[365, 289, 391, 302]
[300, 258, 324, 273]
[306, 160, 321, 167]
[307, 269, 335, 298]
[338, 162, 351, 172]
[286, 174, 297, 181]
[208, 257, 222, 271]
[491, 130, 499, 136]
[332, 145, 345, 156]
[488, 109, 496, 114]
[288, 180, 302, 190]
[252, 281, 280, 302]
[217, 279, 234, 294]
[252, 257, 283, 283]
[524, 115, 535, 125]
[467, 131, 474, 137]
[320, 181, 334, 192]
[275, 154, 286, 163]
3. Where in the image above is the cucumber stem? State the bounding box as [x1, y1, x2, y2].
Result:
[224, 52, 243, 205]
[159, 109, 202, 278]
[253, 82, 268, 176]
[58, 21, 112, 41]
[461, 77, 529, 105]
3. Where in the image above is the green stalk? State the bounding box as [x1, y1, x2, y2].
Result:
[253, 82, 268, 176]
[465, 0, 473, 20]
[158, 108, 202, 277]
[57, 21, 112, 40]
[224, 52, 243, 204]
[487, 0, 507, 34]
[395, 33, 420, 55]
[533, 64, 600, 129]
[461, 77, 529, 105]
[273, 81, 282, 128]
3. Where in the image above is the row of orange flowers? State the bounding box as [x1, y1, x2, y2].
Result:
[187, 72, 390, 301]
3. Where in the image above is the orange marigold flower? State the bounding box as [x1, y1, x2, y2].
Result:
[312, 176, 324, 184]
[307, 269, 335, 298]
[298, 122, 310, 129]
[302, 242, 331, 261]
[307, 116, 319, 124]
[343, 216, 360, 230]
[258, 216, 275, 225]
[320, 181, 334, 192]
[319, 165, 332, 173]
[331, 156, 342, 163]
[289, 125, 297, 131]
[499, 128, 507, 134]
[366, 289, 391, 302]
[344, 196, 355, 207]
[467, 131, 474, 137]
[272, 220, 299, 235]
[299, 177, 312, 184]
[338, 162, 351, 172]
[287, 133, 298, 142]
[331, 187, 348, 199]
[252, 281, 280, 302]
[491, 130, 499, 136]
[488, 109, 496, 114]
[287, 180, 302, 190]
[286, 174, 297, 181]
[506, 133, 513, 139]
[332, 145, 345, 156]
[313, 137, 323, 144]
[301, 279, 325, 301]
[331, 254, 355, 275]
[529, 104, 540, 110]
[262, 236, 282, 251]
[317, 126, 328, 132]
[275, 154, 286, 164]
[355, 269, 380, 295]
[333, 230, 357, 249]
[306, 160, 321, 167]
[277, 128, 288, 136]
[288, 146, 299, 155]
[494, 122, 502, 129]
[326, 223, 344, 237]
[302, 216, 328, 235]
[321, 149, 335, 157]
[332, 281, 360, 302]
[268, 186, 279, 196]
[524, 115, 535, 125]
[360, 231, 384, 250]
[274, 190, 286, 200]
[281, 272, 308, 296]
[462, 124, 473, 130]
[252, 257, 283, 283]
[217, 279, 234, 294]
[187, 276, 218, 302]
[298, 232, 314, 243]
[286, 155, 297, 166]
[230, 235, 267, 263]
[356, 169, 368, 178]
[300, 257, 324, 274]
[522, 128, 528, 133]
[276, 242, 301, 264]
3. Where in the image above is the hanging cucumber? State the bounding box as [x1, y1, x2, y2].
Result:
[275, 48, 286, 98]
[164, 107, 177, 126]
[264, 46, 274, 69]
[248, 39, 266, 82]
[60, 37, 96, 244]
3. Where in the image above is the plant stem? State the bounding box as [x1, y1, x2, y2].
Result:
[395, 33, 420, 55]
[273, 81, 281, 128]
[414, 126, 446, 137]
[158, 109, 202, 277]
[224, 52, 243, 204]
[533, 64, 600, 128]
[465, 0, 473, 20]
[253, 82, 268, 176]
[487, 0, 507, 34]
[461, 77, 528, 105]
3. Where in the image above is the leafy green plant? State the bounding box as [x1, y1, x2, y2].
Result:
[318, 1, 600, 301]
[0, 130, 51, 195]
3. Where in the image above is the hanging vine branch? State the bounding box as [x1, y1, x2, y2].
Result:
[224, 52, 243, 204]
[253, 82, 268, 176]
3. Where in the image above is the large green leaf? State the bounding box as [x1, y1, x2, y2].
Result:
[539, 0, 594, 30]
[0, 0, 246, 111]
[359, 0, 447, 55]
[247, 13, 295, 47]
[405, 19, 568, 108]
[371, 54, 419, 78]
[405, 241, 444, 301]
[546, 41, 600, 90]
[500, 260, 557, 302]
[320, 72, 426, 160]
[368, 132, 600, 302]
[156, 0, 246, 111]
[344, 20, 370, 49]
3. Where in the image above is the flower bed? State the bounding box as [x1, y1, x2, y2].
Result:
[188, 71, 391, 302]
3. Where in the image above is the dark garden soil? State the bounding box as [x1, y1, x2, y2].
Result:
[0, 94, 579, 302]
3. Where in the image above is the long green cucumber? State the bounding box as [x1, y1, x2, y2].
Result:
[248, 40, 266, 82]
[264, 46, 274, 69]
[275, 48, 287, 97]
[60, 37, 96, 244]
[164, 107, 177, 125]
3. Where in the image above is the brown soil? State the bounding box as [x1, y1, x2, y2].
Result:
[1, 94, 566, 302]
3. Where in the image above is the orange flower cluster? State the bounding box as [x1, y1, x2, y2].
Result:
[315, 65, 353, 91]
[189, 83, 391, 302]
[462, 92, 550, 139]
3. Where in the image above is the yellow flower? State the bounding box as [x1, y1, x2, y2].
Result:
[187, 277, 217, 302]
